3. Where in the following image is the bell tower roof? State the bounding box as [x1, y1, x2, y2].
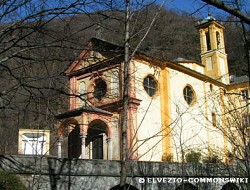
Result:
[196, 14, 224, 29]
[200, 14, 216, 24]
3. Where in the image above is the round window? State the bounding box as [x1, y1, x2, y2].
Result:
[183, 85, 195, 105]
[143, 76, 157, 97]
[93, 79, 107, 101]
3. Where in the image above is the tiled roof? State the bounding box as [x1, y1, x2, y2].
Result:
[173, 57, 196, 63]
[231, 75, 249, 84]
[55, 105, 112, 119]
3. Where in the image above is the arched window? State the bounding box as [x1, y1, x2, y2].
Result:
[183, 85, 195, 105]
[143, 75, 157, 97]
[111, 71, 119, 95]
[79, 81, 86, 105]
[216, 31, 221, 49]
[206, 31, 211, 50]
[93, 79, 107, 101]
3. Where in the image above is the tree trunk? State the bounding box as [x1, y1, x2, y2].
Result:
[120, 0, 130, 189]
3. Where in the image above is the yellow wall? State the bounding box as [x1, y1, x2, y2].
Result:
[133, 60, 163, 161]
[198, 21, 229, 84]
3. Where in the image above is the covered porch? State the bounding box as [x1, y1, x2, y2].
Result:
[55, 105, 114, 160]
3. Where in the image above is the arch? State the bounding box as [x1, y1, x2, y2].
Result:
[109, 184, 139, 190]
[176, 183, 198, 190]
[88, 118, 112, 137]
[57, 118, 79, 138]
[57, 118, 81, 158]
[221, 183, 239, 190]
[88, 119, 109, 136]
[86, 119, 110, 159]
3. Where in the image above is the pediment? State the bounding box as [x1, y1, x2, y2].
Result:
[66, 50, 107, 74]
[79, 50, 106, 69]
[65, 38, 124, 75]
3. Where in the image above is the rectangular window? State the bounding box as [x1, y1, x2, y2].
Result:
[241, 89, 249, 100]
[19, 129, 50, 155]
[22, 134, 46, 155]
[206, 57, 212, 71]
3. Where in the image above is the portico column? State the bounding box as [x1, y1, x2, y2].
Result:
[107, 137, 112, 160]
[57, 137, 63, 158]
[80, 132, 87, 159]
[90, 141, 93, 159]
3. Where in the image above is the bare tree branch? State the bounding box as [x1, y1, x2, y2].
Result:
[202, 0, 250, 24]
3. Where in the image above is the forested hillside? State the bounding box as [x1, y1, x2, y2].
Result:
[30, 4, 248, 75]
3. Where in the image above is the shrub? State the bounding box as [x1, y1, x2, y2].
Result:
[185, 150, 202, 163]
[162, 153, 173, 162]
[203, 154, 222, 163]
[0, 171, 26, 190]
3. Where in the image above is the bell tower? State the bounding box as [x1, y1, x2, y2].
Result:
[196, 14, 229, 84]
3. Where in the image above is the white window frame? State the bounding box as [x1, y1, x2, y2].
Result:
[18, 129, 50, 155]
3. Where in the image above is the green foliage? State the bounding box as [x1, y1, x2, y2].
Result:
[202, 154, 222, 164]
[0, 171, 26, 190]
[162, 153, 173, 162]
[185, 150, 202, 163]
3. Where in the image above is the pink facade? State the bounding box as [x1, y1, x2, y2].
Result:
[55, 38, 141, 160]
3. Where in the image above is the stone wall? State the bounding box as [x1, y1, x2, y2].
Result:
[0, 155, 245, 190]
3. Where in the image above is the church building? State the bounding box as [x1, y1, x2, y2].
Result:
[18, 16, 250, 163]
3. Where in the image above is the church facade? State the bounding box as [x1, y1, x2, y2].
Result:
[18, 16, 250, 163]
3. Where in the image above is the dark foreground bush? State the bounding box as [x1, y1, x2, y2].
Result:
[0, 171, 26, 190]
